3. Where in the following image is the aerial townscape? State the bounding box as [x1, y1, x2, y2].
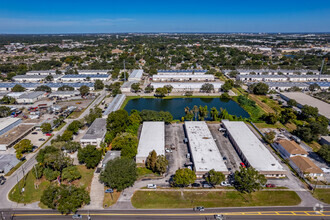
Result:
[0, 1, 330, 220]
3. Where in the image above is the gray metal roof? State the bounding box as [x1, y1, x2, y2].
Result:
[81, 118, 107, 140]
[0, 154, 20, 174]
[103, 94, 126, 116]
[17, 91, 45, 99]
[62, 74, 109, 78]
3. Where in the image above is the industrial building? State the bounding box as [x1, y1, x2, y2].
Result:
[0, 118, 21, 136]
[237, 74, 330, 82]
[103, 94, 126, 116]
[320, 136, 330, 146]
[150, 82, 223, 92]
[262, 82, 310, 91]
[0, 82, 94, 91]
[0, 154, 20, 174]
[59, 74, 110, 82]
[0, 123, 35, 150]
[136, 122, 165, 164]
[128, 69, 143, 81]
[16, 91, 46, 104]
[77, 70, 110, 75]
[121, 81, 139, 93]
[290, 156, 324, 180]
[226, 69, 319, 76]
[153, 74, 215, 82]
[280, 92, 330, 120]
[184, 121, 229, 178]
[49, 91, 80, 99]
[222, 120, 287, 178]
[80, 118, 107, 147]
[102, 151, 121, 169]
[157, 70, 207, 75]
[26, 70, 58, 76]
[274, 139, 308, 159]
[13, 75, 47, 82]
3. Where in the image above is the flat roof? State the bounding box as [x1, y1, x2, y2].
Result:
[0, 124, 34, 145]
[281, 92, 330, 119]
[0, 154, 20, 172]
[222, 121, 285, 172]
[264, 82, 309, 87]
[17, 91, 45, 99]
[136, 122, 165, 159]
[121, 81, 139, 88]
[153, 75, 214, 79]
[81, 118, 107, 140]
[238, 75, 288, 78]
[185, 121, 228, 173]
[129, 70, 143, 79]
[151, 82, 223, 89]
[61, 74, 109, 78]
[306, 82, 330, 87]
[103, 94, 126, 116]
[0, 118, 21, 132]
[158, 69, 207, 73]
[13, 75, 47, 79]
[0, 82, 94, 88]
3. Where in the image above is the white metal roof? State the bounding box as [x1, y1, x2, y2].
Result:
[153, 74, 214, 79]
[136, 122, 165, 159]
[129, 70, 143, 80]
[222, 121, 284, 172]
[151, 82, 223, 89]
[185, 121, 228, 173]
[0, 118, 21, 132]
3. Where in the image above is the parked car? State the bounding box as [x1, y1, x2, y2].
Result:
[218, 128, 226, 132]
[31, 132, 38, 135]
[266, 184, 276, 188]
[105, 188, 113, 193]
[0, 176, 6, 185]
[183, 138, 188, 143]
[165, 149, 172, 153]
[186, 153, 190, 159]
[147, 184, 157, 189]
[220, 181, 231, 187]
[72, 214, 82, 219]
[45, 133, 52, 136]
[203, 183, 212, 188]
[240, 162, 246, 168]
[191, 183, 201, 187]
[38, 138, 46, 141]
[194, 206, 205, 211]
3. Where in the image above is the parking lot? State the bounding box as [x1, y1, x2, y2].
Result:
[25, 129, 49, 148]
[165, 123, 189, 176]
[208, 123, 242, 173]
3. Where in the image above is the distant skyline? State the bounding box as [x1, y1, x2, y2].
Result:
[0, 0, 329, 34]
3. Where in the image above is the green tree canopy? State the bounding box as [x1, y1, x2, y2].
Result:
[200, 83, 214, 93]
[61, 166, 81, 182]
[78, 145, 102, 168]
[205, 169, 225, 186]
[111, 133, 138, 159]
[100, 157, 137, 191]
[35, 85, 51, 93]
[79, 85, 90, 96]
[172, 168, 196, 187]
[233, 167, 267, 194]
[67, 120, 83, 134]
[94, 79, 104, 90]
[12, 84, 26, 92]
[41, 123, 52, 133]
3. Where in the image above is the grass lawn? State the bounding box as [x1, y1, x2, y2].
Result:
[9, 171, 50, 203]
[284, 122, 297, 132]
[308, 141, 322, 152]
[103, 187, 121, 208]
[5, 160, 26, 177]
[132, 191, 301, 209]
[9, 165, 95, 204]
[137, 167, 161, 179]
[73, 165, 95, 191]
[313, 189, 330, 204]
[68, 110, 85, 119]
[131, 191, 301, 209]
[254, 122, 285, 129]
[248, 94, 276, 114]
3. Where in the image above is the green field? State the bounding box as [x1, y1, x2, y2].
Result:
[131, 190, 301, 209]
[313, 189, 330, 204]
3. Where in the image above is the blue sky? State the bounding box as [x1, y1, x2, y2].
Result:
[0, 0, 329, 33]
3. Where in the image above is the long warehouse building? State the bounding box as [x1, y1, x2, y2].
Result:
[153, 74, 214, 82]
[136, 122, 165, 164]
[184, 121, 229, 178]
[222, 120, 287, 178]
[102, 94, 126, 116]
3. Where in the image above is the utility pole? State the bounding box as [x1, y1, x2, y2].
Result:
[319, 58, 328, 81]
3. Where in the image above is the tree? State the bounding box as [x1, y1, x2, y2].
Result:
[84, 107, 102, 125]
[251, 82, 269, 95]
[172, 168, 196, 187]
[131, 83, 141, 93]
[262, 113, 278, 124]
[222, 80, 234, 92]
[287, 99, 297, 107]
[45, 75, 53, 82]
[318, 144, 330, 164]
[43, 168, 60, 181]
[210, 107, 219, 121]
[61, 130, 73, 141]
[111, 133, 138, 159]
[41, 123, 52, 133]
[0, 106, 11, 117]
[200, 83, 214, 93]
[146, 150, 157, 171]
[35, 85, 51, 93]
[78, 145, 102, 168]
[94, 79, 104, 90]
[14, 139, 33, 159]
[67, 120, 82, 134]
[144, 85, 154, 93]
[41, 185, 90, 214]
[205, 169, 225, 186]
[155, 87, 168, 97]
[233, 167, 266, 194]
[12, 84, 26, 92]
[301, 105, 318, 119]
[61, 166, 81, 182]
[220, 92, 230, 100]
[100, 157, 137, 191]
[155, 155, 168, 174]
[0, 96, 16, 104]
[164, 85, 173, 94]
[32, 164, 44, 179]
[280, 108, 297, 124]
[309, 83, 321, 91]
[58, 85, 74, 91]
[79, 85, 90, 96]
[107, 110, 130, 136]
[264, 131, 276, 144]
[63, 141, 81, 153]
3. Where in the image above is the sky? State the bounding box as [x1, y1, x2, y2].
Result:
[0, 0, 329, 34]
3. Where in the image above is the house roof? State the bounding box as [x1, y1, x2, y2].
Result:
[276, 139, 308, 155]
[291, 156, 323, 174]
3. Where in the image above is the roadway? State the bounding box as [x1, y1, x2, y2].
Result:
[2, 207, 330, 220]
[0, 90, 106, 210]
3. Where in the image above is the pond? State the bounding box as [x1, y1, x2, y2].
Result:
[124, 97, 250, 120]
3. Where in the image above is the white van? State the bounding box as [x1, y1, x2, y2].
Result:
[147, 184, 157, 189]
